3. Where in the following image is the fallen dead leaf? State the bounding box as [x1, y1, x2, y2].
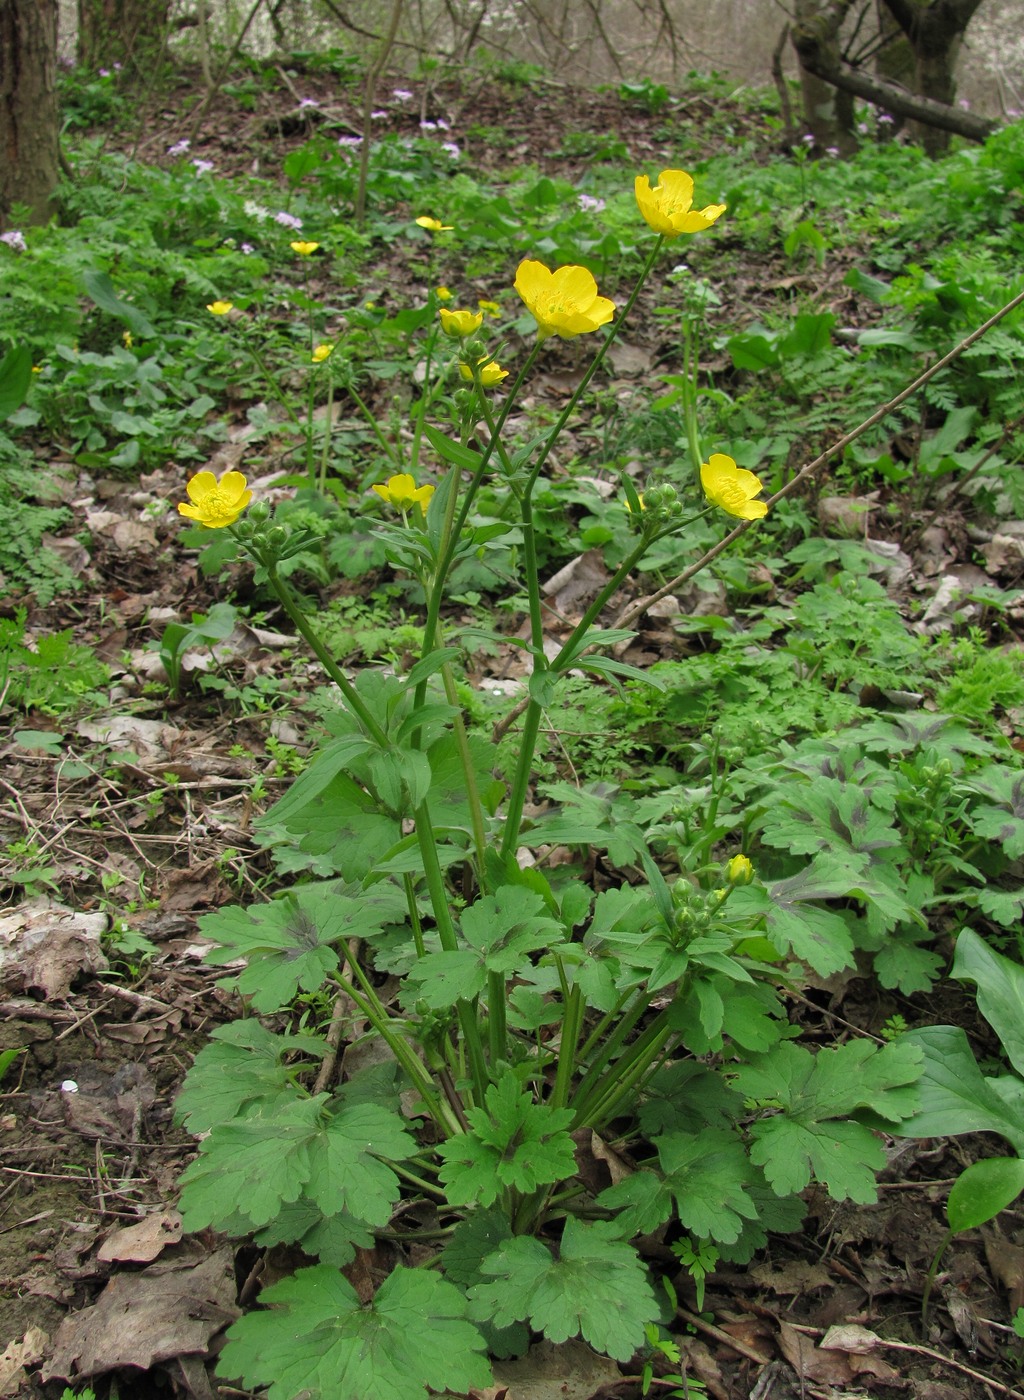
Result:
[0, 899, 108, 999]
[750, 1258, 831, 1295]
[98, 1210, 183, 1264]
[984, 1232, 1024, 1313]
[0, 1327, 48, 1397]
[778, 1319, 901, 1386]
[492, 1338, 621, 1400]
[40, 1244, 239, 1384]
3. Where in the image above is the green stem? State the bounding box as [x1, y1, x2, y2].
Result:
[498, 696, 544, 865]
[346, 381, 403, 469]
[550, 976, 585, 1110]
[413, 800, 489, 1101]
[522, 236, 665, 503]
[318, 369, 335, 493]
[402, 871, 426, 959]
[572, 1008, 675, 1130]
[244, 341, 304, 434]
[264, 561, 389, 749]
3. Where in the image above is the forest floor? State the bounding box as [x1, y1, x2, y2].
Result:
[2, 63, 1024, 1400]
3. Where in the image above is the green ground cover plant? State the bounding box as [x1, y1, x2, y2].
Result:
[5, 60, 1024, 1399]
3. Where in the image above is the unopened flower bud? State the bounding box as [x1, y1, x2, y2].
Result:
[249, 502, 271, 526]
[727, 854, 754, 885]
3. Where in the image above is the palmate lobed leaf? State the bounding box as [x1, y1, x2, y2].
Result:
[220, 1263, 492, 1400]
[174, 1019, 325, 1132]
[468, 1217, 657, 1362]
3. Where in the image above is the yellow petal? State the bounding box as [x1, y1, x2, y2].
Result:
[185, 470, 218, 503]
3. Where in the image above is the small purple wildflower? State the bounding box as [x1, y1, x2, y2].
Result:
[338, 135, 361, 149]
[436, 118, 450, 131]
[371, 110, 387, 120]
[825, 146, 840, 157]
[857, 122, 869, 134]
[441, 141, 460, 159]
[0, 230, 27, 252]
[298, 97, 318, 108]
[167, 138, 191, 157]
[392, 88, 412, 101]
[420, 120, 437, 131]
[578, 193, 605, 213]
[877, 112, 894, 124]
[98, 67, 110, 77]
[113, 61, 122, 71]
[192, 158, 214, 175]
[801, 132, 815, 145]
[958, 98, 971, 110]
[274, 211, 303, 230]
[1008, 107, 1022, 118]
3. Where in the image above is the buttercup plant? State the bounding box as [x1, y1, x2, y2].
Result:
[173, 169, 922, 1400]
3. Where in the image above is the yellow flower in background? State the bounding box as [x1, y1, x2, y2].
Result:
[635, 170, 726, 238]
[311, 343, 334, 363]
[435, 285, 453, 301]
[727, 853, 754, 884]
[416, 216, 453, 232]
[514, 259, 615, 340]
[290, 240, 320, 256]
[206, 300, 234, 316]
[625, 493, 646, 513]
[700, 454, 768, 520]
[122, 330, 133, 348]
[372, 473, 434, 512]
[439, 307, 483, 338]
[459, 358, 509, 387]
[478, 298, 500, 315]
[178, 469, 252, 528]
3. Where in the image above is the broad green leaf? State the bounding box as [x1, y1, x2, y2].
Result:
[201, 891, 342, 1011]
[220, 1264, 491, 1400]
[438, 1070, 576, 1206]
[253, 1201, 374, 1266]
[442, 1207, 515, 1286]
[736, 870, 854, 976]
[947, 1157, 1024, 1234]
[873, 926, 944, 995]
[469, 1218, 657, 1361]
[179, 1096, 324, 1230]
[952, 928, 1024, 1077]
[657, 1130, 762, 1243]
[260, 734, 373, 826]
[305, 1102, 414, 1225]
[174, 1020, 323, 1132]
[0, 345, 32, 422]
[733, 1039, 922, 1201]
[82, 269, 157, 337]
[896, 1026, 1024, 1155]
[966, 767, 1024, 859]
[405, 885, 563, 1008]
[422, 422, 484, 471]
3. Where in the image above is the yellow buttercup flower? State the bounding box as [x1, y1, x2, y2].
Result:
[122, 330, 133, 348]
[439, 307, 484, 339]
[206, 300, 234, 316]
[311, 343, 333, 363]
[700, 454, 768, 520]
[178, 469, 252, 528]
[635, 170, 726, 238]
[459, 359, 509, 387]
[625, 493, 646, 513]
[290, 240, 320, 256]
[478, 299, 500, 315]
[372, 473, 434, 512]
[514, 260, 615, 340]
[416, 216, 453, 232]
[727, 853, 754, 884]
[435, 285, 453, 301]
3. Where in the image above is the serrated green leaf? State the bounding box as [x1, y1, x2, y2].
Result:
[596, 1170, 672, 1238]
[438, 1071, 576, 1206]
[657, 1130, 760, 1243]
[306, 1103, 414, 1224]
[179, 1096, 324, 1230]
[468, 1217, 657, 1361]
[253, 1200, 374, 1266]
[733, 1039, 922, 1201]
[220, 1264, 492, 1400]
[174, 1020, 323, 1132]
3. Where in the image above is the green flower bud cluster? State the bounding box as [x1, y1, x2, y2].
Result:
[641, 482, 685, 522]
[669, 879, 717, 942]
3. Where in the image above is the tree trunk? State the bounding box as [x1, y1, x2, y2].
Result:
[794, 0, 858, 152]
[77, 0, 170, 72]
[880, 0, 987, 154]
[0, 0, 60, 228]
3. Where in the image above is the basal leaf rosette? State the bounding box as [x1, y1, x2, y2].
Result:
[178, 469, 253, 528]
[514, 259, 615, 340]
[635, 169, 726, 238]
